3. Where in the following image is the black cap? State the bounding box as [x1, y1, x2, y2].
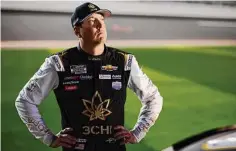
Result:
[71, 2, 111, 27]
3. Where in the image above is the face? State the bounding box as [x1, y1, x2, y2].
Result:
[75, 13, 107, 44]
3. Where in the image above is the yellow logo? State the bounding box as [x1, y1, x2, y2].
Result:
[88, 3, 97, 11]
[101, 65, 118, 71]
[82, 91, 112, 121]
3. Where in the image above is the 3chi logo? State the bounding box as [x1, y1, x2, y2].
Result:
[82, 91, 112, 121]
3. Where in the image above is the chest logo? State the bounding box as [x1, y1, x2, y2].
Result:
[82, 91, 112, 121]
[112, 81, 122, 90]
[101, 65, 118, 71]
[70, 65, 87, 74]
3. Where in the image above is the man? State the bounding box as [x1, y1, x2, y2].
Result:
[15, 2, 163, 151]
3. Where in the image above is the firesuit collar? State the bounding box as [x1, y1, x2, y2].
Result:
[77, 44, 107, 61]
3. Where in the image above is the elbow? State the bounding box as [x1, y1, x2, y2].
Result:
[15, 94, 26, 113]
[15, 96, 22, 112]
[152, 94, 163, 120]
[156, 94, 163, 113]
[158, 95, 163, 110]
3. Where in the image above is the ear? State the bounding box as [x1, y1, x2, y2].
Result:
[73, 26, 82, 38]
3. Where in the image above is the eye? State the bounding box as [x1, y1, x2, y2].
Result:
[89, 19, 95, 22]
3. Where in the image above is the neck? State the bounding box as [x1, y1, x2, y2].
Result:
[79, 40, 104, 56]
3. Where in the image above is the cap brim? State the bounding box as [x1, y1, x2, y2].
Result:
[96, 9, 111, 18]
[80, 9, 111, 23]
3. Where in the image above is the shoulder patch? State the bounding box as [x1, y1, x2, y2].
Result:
[124, 54, 133, 71]
[51, 55, 65, 72]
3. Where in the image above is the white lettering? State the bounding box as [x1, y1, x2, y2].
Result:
[99, 74, 111, 80]
[82, 125, 113, 135]
[112, 75, 122, 79]
[82, 126, 90, 135]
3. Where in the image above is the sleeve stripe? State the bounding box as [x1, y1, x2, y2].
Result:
[51, 55, 65, 72]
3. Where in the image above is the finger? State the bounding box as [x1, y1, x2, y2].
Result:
[60, 127, 74, 134]
[114, 125, 125, 130]
[114, 130, 126, 138]
[114, 130, 130, 138]
[115, 133, 131, 140]
[59, 135, 76, 145]
[114, 132, 131, 140]
[58, 142, 73, 148]
[120, 138, 129, 145]
[61, 134, 77, 142]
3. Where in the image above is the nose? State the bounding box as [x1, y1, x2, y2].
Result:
[96, 19, 104, 29]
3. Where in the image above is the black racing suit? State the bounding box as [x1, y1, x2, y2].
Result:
[15, 45, 163, 151]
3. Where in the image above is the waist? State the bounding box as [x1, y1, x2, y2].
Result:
[72, 137, 124, 151]
[73, 135, 119, 150]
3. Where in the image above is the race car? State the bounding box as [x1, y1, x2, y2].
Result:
[163, 125, 236, 151]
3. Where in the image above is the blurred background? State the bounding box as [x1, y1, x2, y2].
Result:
[1, 1, 236, 151]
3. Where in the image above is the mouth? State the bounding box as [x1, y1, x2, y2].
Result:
[97, 30, 105, 34]
[97, 31, 104, 35]
[97, 32, 105, 37]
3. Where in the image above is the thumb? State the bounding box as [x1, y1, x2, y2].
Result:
[60, 127, 74, 134]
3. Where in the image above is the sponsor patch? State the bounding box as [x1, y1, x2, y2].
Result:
[76, 138, 87, 143]
[80, 75, 92, 80]
[101, 65, 118, 71]
[22, 117, 48, 132]
[105, 138, 116, 143]
[26, 78, 39, 92]
[82, 125, 113, 135]
[99, 74, 111, 79]
[52, 56, 61, 69]
[75, 143, 85, 150]
[63, 81, 79, 85]
[112, 81, 122, 90]
[64, 85, 78, 91]
[112, 75, 121, 80]
[82, 92, 112, 121]
[70, 65, 87, 74]
[124, 55, 133, 71]
[64, 76, 80, 80]
[138, 123, 148, 132]
[64, 75, 92, 81]
[36, 69, 47, 76]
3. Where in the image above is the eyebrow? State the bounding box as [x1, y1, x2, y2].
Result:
[87, 16, 95, 20]
[88, 14, 104, 20]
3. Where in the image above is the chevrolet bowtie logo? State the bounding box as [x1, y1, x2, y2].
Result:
[82, 91, 112, 121]
[101, 65, 118, 71]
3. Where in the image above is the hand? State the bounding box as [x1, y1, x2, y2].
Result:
[114, 125, 137, 145]
[50, 127, 77, 148]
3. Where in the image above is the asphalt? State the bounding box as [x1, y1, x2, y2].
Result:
[2, 11, 236, 41]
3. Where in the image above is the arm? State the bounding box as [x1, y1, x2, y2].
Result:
[15, 56, 60, 146]
[127, 55, 163, 142]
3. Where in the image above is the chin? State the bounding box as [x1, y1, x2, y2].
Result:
[95, 37, 106, 44]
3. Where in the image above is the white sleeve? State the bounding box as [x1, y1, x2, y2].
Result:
[15, 55, 62, 146]
[127, 55, 163, 142]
